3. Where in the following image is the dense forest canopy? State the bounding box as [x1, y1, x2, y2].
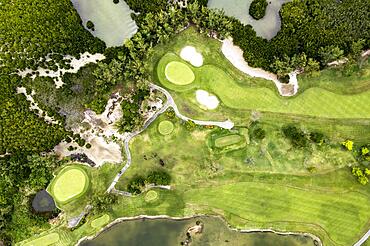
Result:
[0, 0, 105, 74]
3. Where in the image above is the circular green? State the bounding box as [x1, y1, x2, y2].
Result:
[158, 120, 174, 135]
[145, 190, 159, 203]
[165, 61, 195, 85]
[48, 165, 90, 205]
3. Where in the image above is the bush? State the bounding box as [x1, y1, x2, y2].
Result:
[86, 20, 95, 31]
[147, 170, 171, 185]
[113, 0, 119, 4]
[249, 0, 268, 20]
[251, 127, 266, 140]
[282, 125, 308, 148]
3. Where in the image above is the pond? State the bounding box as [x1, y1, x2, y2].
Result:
[71, 0, 138, 47]
[81, 216, 317, 246]
[208, 0, 291, 40]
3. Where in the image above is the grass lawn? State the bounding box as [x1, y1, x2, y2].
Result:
[113, 114, 370, 246]
[91, 214, 110, 229]
[157, 53, 370, 119]
[48, 165, 90, 205]
[214, 134, 243, 148]
[21, 232, 59, 246]
[165, 61, 195, 85]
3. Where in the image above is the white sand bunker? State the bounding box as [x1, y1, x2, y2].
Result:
[180, 46, 203, 67]
[196, 90, 219, 110]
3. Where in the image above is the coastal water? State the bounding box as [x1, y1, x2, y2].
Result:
[70, 0, 137, 47]
[208, 0, 291, 40]
[81, 216, 316, 246]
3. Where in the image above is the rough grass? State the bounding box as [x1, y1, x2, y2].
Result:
[165, 61, 195, 85]
[48, 166, 90, 204]
[91, 214, 110, 229]
[158, 53, 370, 119]
[21, 232, 59, 246]
[114, 115, 369, 246]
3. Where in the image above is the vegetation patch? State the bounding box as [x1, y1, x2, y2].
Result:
[214, 134, 243, 148]
[49, 165, 90, 204]
[158, 120, 174, 135]
[91, 214, 110, 229]
[165, 61, 195, 85]
[22, 232, 59, 246]
[249, 0, 268, 20]
[145, 190, 159, 203]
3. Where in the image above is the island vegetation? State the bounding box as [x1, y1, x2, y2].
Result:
[249, 0, 268, 20]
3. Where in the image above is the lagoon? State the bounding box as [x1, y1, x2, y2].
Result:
[71, 0, 137, 47]
[208, 0, 290, 40]
[81, 216, 316, 246]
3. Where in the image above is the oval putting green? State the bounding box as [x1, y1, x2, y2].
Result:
[214, 134, 243, 148]
[158, 120, 174, 135]
[49, 166, 89, 204]
[145, 190, 159, 202]
[165, 61, 195, 85]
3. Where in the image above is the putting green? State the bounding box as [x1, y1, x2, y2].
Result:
[158, 120, 174, 135]
[49, 166, 89, 204]
[165, 61, 195, 85]
[91, 214, 110, 229]
[214, 134, 243, 148]
[22, 232, 59, 246]
[145, 190, 159, 202]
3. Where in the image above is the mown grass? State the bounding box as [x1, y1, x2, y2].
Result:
[157, 53, 370, 119]
[114, 115, 369, 246]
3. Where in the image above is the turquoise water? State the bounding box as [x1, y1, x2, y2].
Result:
[208, 0, 290, 40]
[81, 216, 317, 246]
[71, 0, 137, 47]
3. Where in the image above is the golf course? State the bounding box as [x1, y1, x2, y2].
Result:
[158, 52, 370, 119]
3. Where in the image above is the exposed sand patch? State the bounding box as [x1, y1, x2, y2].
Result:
[221, 38, 298, 96]
[54, 94, 125, 167]
[196, 90, 219, 110]
[18, 52, 105, 88]
[180, 46, 203, 67]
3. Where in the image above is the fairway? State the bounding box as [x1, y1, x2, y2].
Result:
[214, 134, 243, 148]
[157, 53, 370, 119]
[158, 120, 174, 135]
[49, 166, 89, 204]
[22, 232, 59, 246]
[165, 61, 195, 85]
[91, 214, 110, 229]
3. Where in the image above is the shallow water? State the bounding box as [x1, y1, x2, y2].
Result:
[81, 216, 316, 246]
[208, 0, 290, 40]
[71, 0, 137, 47]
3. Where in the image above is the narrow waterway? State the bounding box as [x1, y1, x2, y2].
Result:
[81, 216, 317, 246]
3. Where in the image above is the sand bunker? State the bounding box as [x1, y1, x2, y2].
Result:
[180, 46, 203, 67]
[196, 90, 219, 110]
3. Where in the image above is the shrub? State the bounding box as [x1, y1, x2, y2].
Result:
[113, 0, 119, 4]
[249, 0, 268, 20]
[282, 125, 308, 148]
[86, 20, 95, 31]
[147, 170, 171, 185]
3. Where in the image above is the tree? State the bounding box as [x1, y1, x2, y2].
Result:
[86, 21, 95, 31]
[91, 193, 118, 215]
[249, 0, 268, 20]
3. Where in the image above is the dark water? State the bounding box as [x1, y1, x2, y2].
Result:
[81, 216, 316, 246]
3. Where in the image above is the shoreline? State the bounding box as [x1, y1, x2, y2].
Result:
[75, 214, 322, 246]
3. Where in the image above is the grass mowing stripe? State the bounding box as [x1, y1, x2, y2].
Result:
[157, 53, 370, 118]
